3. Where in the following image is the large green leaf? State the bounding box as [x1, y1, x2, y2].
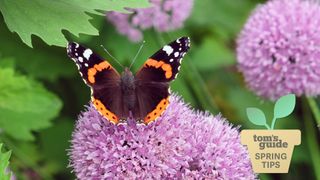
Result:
[0, 67, 62, 140]
[0, 0, 150, 47]
[0, 143, 11, 180]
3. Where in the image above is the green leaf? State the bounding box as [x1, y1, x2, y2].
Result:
[246, 107, 267, 126]
[274, 94, 296, 119]
[0, 143, 11, 180]
[0, 67, 62, 140]
[0, 0, 150, 47]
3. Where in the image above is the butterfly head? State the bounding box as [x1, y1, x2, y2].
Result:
[121, 67, 135, 92]
[123, 67, 133, 76]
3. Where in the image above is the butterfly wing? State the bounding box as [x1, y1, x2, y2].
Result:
[134, 37, 191, 124]
[67, 42, 125, 124]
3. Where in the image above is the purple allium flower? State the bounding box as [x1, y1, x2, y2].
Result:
[70, 95, 255, 179]
[106, 0, 193, 42]
[237, 0, 320, 100]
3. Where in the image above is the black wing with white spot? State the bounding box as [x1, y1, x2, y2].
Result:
[67, 42, 123, 124]
[135, 36, 190, 82]
[67, 42, 120, 86]
[133, 37, 190, 124]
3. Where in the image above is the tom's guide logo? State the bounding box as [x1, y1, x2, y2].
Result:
[241, 94, 301, 173]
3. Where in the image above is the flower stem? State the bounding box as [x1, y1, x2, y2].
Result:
[307, 97, 320, 127]
[270, 117, 277, 130]
[303, 98, 320, 180]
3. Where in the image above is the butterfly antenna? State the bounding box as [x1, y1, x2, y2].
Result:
[100, 45, 124, 69]
[129, 40, 145, 70]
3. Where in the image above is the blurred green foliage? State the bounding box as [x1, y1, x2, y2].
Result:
[0, 144, 12, 180]
[0, 0, 319, 179]
[0, 67, 62, 140]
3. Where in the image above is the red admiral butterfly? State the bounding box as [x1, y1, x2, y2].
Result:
[67, 37, 190, 125]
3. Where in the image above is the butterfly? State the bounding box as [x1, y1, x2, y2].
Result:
[67, 37, 190, 125]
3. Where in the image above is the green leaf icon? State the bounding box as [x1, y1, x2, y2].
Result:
[274, 94, 296, 119]
[246, 107, 267, 126]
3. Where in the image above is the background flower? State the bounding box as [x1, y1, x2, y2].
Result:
[70, 95, 255, 179]
[106, 0, 194, 42]
[237, 0, 320, 100]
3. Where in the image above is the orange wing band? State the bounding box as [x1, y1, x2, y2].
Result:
[144, 59, 172, 79]
[92, 98, 119, 124]
[87, 61, 110, 84]
[144, 97, 170, 124]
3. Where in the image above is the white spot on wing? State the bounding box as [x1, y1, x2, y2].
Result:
[84, 63, 89, 67]
[75, 43, 79, 48]
[83, 49, 93, 60]
[174, 52, 179, 57]
[78, 57, 83, 62]
[174, 73, 178, 79]
[163, 45, 173, 55]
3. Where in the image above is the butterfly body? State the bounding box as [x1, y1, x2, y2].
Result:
[67, 37, 190, 125]
[120, 68, 136, 115]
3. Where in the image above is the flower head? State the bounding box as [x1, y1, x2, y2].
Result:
[237, 0, 320, 100]
[70, 95, 255, 179]
[106, 0, 193, 42]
